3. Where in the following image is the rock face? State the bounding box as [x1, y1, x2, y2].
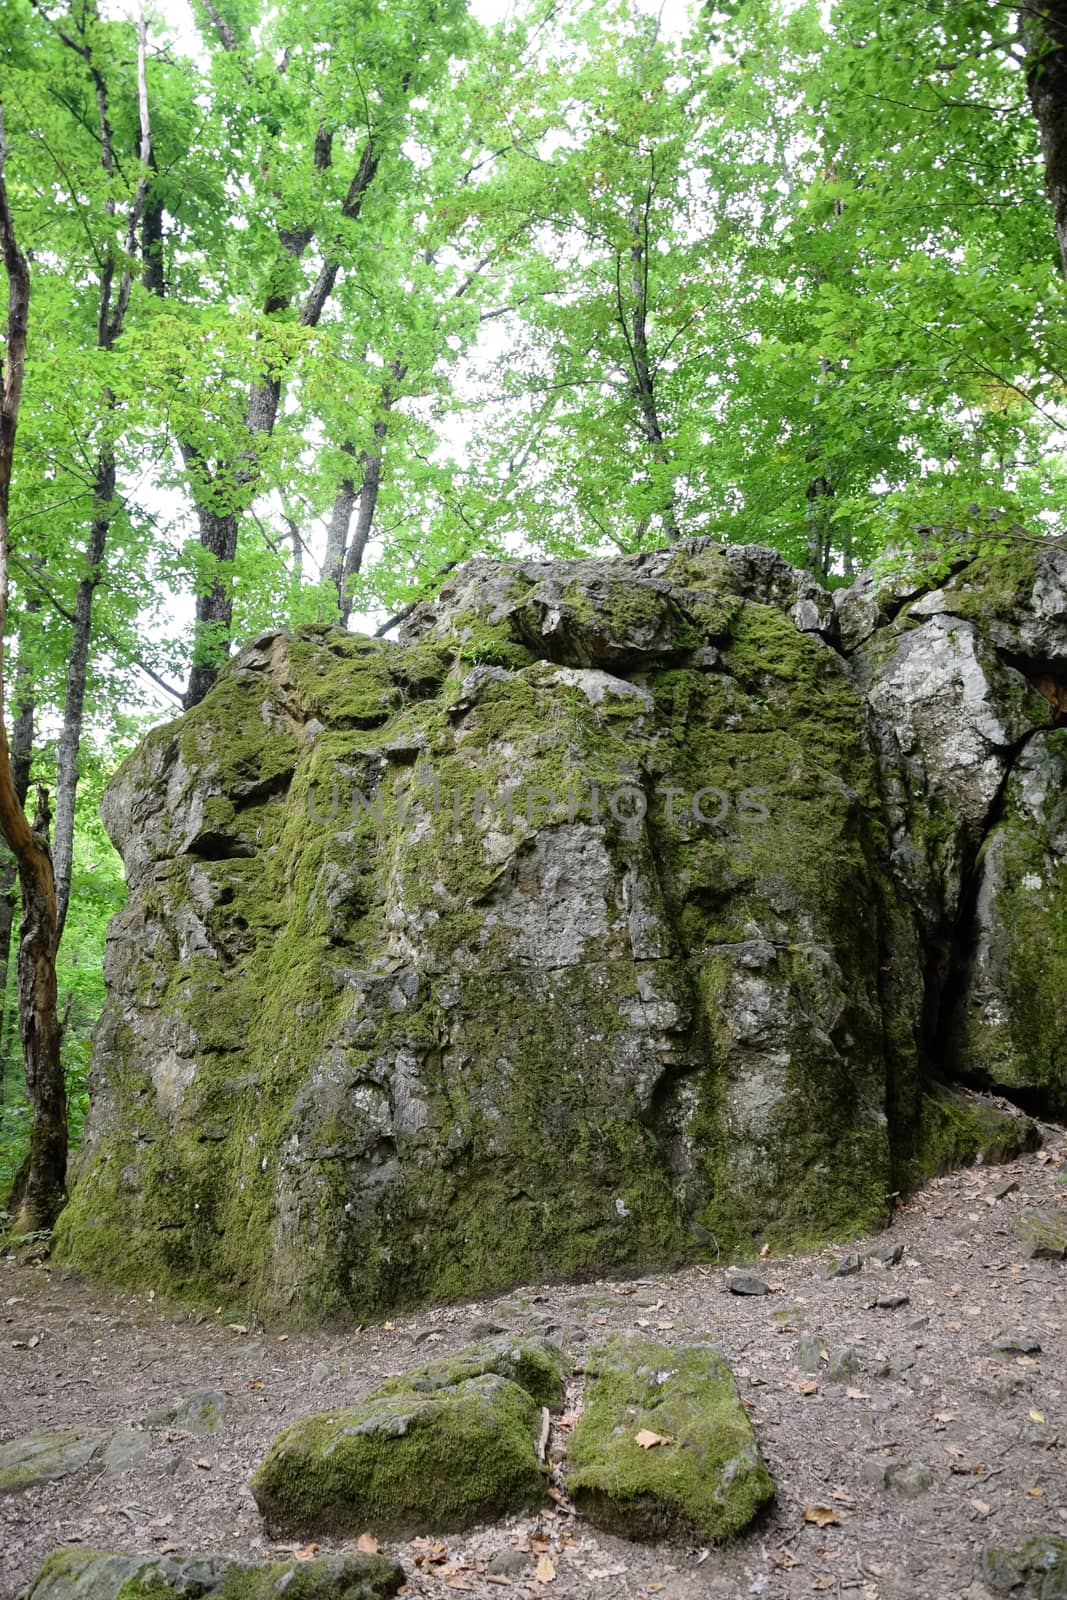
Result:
[54, 537, 1067, 1321]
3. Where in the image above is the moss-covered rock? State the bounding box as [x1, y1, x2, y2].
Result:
[566, 1335, 774, 1540]
[0, 1429, 109, 1495]
[902, 1085, 1040, 1192]
[1013, 1209, 1067, 1260]
[251, 1370, 549, 1537]
[984, 1535, 1067, 1598]
[951, 731, 1067, 1114]
[54, 536, 1067, 1322]
[374, 1335, 569, 1411]
[23, 1547, 405, 1600]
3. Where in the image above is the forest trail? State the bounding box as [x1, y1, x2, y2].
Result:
[1, 1125, 1065, 1600]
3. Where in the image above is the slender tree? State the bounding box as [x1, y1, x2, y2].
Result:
[0, 104, 66, 1232]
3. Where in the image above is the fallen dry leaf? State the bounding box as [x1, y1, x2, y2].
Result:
[634, 1429, 674, 1449]
[791, 1380, 821, 1396]
[294, 1545, 319, 1563]
[355, 1533, 379, 1554]
[1029, 1411, 1046, 1423]
[803, 1505, 841, 1528]
[535, 1554, 556, 1583]
[970, 1498, 992, 1517]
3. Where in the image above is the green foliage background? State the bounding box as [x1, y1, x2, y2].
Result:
[0, 0, 1064, 1195]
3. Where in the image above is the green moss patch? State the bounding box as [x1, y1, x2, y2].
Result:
[566, 1335, 774, 1541]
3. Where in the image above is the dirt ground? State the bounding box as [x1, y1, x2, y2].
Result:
[2, 1124, 1065, 1600]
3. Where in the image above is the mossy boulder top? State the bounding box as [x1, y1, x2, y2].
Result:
[54, 537, 1067, 1321]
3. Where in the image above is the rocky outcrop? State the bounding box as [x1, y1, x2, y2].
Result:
[53, 536, 1067, 1321]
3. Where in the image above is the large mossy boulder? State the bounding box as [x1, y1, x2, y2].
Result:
[23, 1548, 406, 1600]
[251, 1338, 567, 1536]
[54, 537, 1067, 1320]
[567, 1335, 774, 1540]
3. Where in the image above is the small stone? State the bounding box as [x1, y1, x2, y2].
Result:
[795, 1334, 824, 1375]
[870, 1294, 910, 1311]
[310, 1361, 331, 1385]
[101, 1429, 152, 1476]
[861, 1457, 932, 1497]
[867, 1242, 904, 1267]
[727, 1273, 770, 1297]
[1014, 1209, 1067, 1261]
[995, 1179, 1019, 1200]
[991, 1332, 1042, 1355]
[827, 1253, 863, 1279]
[144, 1391, 233, 1434]
[468, 1320, 509, 1339]
[486, 1550, 534, 1577]
[890, 1462, 934, 1499]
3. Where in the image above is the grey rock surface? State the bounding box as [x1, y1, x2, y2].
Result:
[53, 536, 1067, 1319]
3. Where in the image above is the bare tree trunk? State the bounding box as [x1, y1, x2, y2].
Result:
[179, 126, 382, 705]
[0, 103, 67, 1231]
[0, 651, 34, 1101]
[52, 485, 110, 933]
[8, 789, 65, 1231]
[620, 186, 679, 541]
[1022, 0, 1067, 277]
[49, 8, 154, 926]
[805, 474, 835, 583]
[183, 500, 239, 710]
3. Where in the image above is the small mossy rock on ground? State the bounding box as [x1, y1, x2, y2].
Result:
[250, 1341, 566, 1536]
[53, 536, 1067, 1321]
[902, 1085, 1040, 1190]
[23, 1547, 405, 1600]
[140, 1390, 233, 1433]
[985, 1535, 1067, 1599]
[566, 1335, 774, 1541]
[374, 1335, 569, 1411]
[0, 1429, 109, 1494]
[1014, 1208, 1067, 1260]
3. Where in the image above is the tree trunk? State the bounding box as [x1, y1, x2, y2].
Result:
[184, 503, 239, 709]
[52, 475, 111, 934]
[8, 788, 65, 1232]
[0, 653, 34, 1100]
[1022, 0, 1067, 277]
[0, 105, 67, 1230]
[339, 436, 386, 624]
[805, 473, 835, 583]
